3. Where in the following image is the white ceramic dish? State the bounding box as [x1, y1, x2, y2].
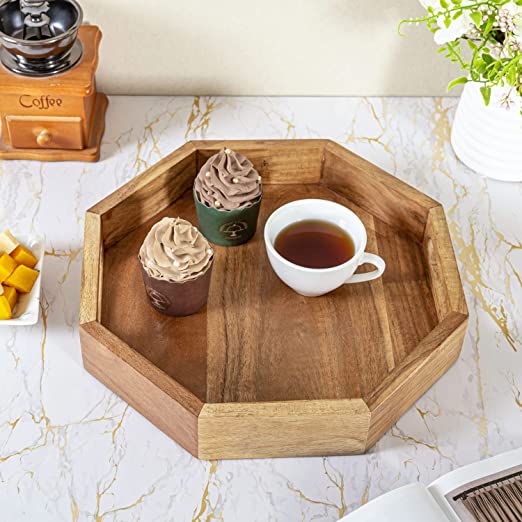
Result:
[0, 233, 44, 326]
[264, 199, 385, 297]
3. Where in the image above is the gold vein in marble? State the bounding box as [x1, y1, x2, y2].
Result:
[0, 296, 56, 463]
[111, 404, 129, 443]
[286, 458, 347, 519]
[492, 226, 522, 312]
[96, 487, 155, 522]
[1, 417, 21, 431]
[94, 465, 118, 521]
[431, 98, 451, 167]
[394, 395, 459, 461]
[260, 103, 297, 138]
[0, 416, 21, 453]
[390, 427, 455, 464]
[360, 481, 370, 506]
[432, 134, 494, 457]
[133, 140, 149, 173]
[415, 400, 442, 441]
[29, 165, 44, 233]
[4, 331, 20, 368]
[39, 295, 50, 426]
[93, 447, 155, 521]
[403, 457, 421, 479]
[430, 98, 467, 217]
[144, 114, 163, 158]
[279, 114, 296, 139]
[139, 109, 180, 165]
[0, 371, 127, 467]
[345, 98, 397, 173]
[192, 460, 223, 522]
[416, 402, 441, 422]
[484, 190, 520, 350]
[467, 313, 489, 457]
[0, 435, 49, 463]
[114, 128, 133, 155]
[185, 96, 217, 140]
[507, 373, 522, 410]
[450, 221, 518, 352]
[71, 496, 79, 522]
[45, 248, 81, 284]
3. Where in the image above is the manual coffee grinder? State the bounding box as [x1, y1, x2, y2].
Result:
[0, 0, 107, 161]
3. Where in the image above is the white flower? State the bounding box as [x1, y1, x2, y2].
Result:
[433, 12, 473, 44]
[504, 1, 522, 19]
[504, 2, 522, 44]
[492, 86, 521, 111]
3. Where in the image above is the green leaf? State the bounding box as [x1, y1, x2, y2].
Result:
[470, 11, 482, 27]
[484, 17, 494, 35]
[480, 85, 492, 105]
[447, 76, 468, 91]
[440, 0, 449, 7]
[474, 58, 486, 73]
[444, 16, 451, 28]
[506, 66, 517, 85]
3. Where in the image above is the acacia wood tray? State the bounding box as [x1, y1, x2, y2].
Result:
[79, 140, 468, 460]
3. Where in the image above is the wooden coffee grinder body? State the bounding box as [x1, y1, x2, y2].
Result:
[0, 26, 108, 162]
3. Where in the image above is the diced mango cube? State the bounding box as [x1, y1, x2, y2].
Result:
[0, 253, 18, 283]
[2, 285, 17, 311]
[0, 229, 19, 255]
[0, 295, 12, 320]
[11, 244, 38, 269]
[4, 264, 39, 293]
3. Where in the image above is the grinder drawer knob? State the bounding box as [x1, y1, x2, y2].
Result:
[36, 130, 52, 146]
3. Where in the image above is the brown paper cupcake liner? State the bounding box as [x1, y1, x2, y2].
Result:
[140, 260, 213, 317]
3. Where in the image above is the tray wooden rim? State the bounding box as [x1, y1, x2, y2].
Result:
[79, 139, 468, 459]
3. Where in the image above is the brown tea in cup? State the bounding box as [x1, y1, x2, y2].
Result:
[274, 219, 355, 269]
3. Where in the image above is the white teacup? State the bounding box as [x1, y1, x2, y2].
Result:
[264, 199, 386, 297]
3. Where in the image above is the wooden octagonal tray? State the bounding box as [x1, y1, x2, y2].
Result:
[80, 140, 468, 460]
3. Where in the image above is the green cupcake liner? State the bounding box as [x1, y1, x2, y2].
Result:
[193, 191, 262, 247]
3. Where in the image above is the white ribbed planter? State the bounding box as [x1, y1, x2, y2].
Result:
[451, 82, 522, 182]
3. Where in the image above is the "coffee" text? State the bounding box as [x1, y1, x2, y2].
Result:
[19, 95, 63, 110]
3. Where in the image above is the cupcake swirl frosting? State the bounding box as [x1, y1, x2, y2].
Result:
[194, 148, 262, 210]
[139, 217, 213, 283]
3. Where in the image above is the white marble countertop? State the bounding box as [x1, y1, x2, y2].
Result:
[1, 96, 521, 521]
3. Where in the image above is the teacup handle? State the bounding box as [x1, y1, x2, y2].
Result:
[345, 253, 386, 284]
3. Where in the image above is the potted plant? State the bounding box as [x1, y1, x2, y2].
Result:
[401, 1, 522, 182]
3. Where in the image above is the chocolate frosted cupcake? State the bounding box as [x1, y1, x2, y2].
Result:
[139, 217, 214, 317]
[194, 148, 262, 246]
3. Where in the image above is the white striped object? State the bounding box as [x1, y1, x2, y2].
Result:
[451, 81, 522, 182]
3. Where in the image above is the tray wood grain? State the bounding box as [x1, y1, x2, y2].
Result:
[80, 139, 468, 459]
